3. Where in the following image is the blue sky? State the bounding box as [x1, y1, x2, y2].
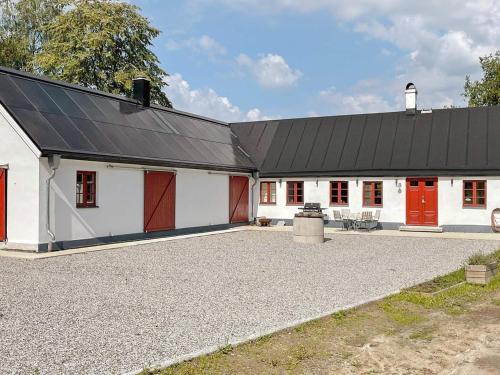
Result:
[130, 0, 499, 121]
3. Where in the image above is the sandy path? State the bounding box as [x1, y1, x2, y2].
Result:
[346, 293, 500, 375]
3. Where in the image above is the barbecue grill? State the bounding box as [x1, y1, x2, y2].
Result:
[299, 203, 325, 213]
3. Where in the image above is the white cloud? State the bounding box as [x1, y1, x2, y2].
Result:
[237, 53, 302, 89]
[319, 86, 396, 115]
[207, 0, 500, 108]
[166, 34, 226, 56]
[165, 73, 272, 122]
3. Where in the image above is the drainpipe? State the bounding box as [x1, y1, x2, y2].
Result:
[46, 155, 61, 252]
[251, 171, 259, 223]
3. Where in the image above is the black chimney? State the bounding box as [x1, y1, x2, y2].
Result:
[133, 78, 151, 107]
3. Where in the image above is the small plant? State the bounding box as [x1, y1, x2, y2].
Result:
[220, 344, 233, 355]
[467, 252, 497, 266]
[332, 310, 347, 323]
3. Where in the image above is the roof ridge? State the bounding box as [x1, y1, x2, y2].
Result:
[0, 65, 229, 127]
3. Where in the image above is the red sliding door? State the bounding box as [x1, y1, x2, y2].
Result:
[229, 176, 249, 224]
[0, 169, 5, 241]
[144, 171, 176, 232]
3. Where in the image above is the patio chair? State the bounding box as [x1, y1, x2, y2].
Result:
[368, 210, 381, 231]
[355, 211, 373, 231]
[333, 210, 349, 230]
[492, 208, 500, 233]
[341, 209, 351, 219]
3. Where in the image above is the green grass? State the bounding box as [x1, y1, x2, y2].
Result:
[378, 300, 425, 325]
[383, 270, 500, 318]
[408, 268, 465, 294]
[409, 326, 435, 341]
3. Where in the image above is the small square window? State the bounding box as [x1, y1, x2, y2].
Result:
[260, 182, 276, 204]
[287, 181, 304, 205]
[330, 181, 348, 205]
[463, 180, 486, 208]
[363, 181, 383, 207]
[76, 171, 97, 208]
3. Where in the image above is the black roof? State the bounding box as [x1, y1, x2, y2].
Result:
[2, 66, 500, 177]
[0, 67, 255, 172]
[230, 107, 500, 177]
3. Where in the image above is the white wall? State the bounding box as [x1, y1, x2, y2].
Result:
[175, 170, 229, 228]
[39, 159, 144, 243]
[256, 177, 406, 224]
[0, 105, 41, 249]
[438, 177, 500, 227]
[256, 176, 500, 229]
[39, 159, 252, 243]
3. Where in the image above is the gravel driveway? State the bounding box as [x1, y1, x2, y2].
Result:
[0, 231, 498, 374]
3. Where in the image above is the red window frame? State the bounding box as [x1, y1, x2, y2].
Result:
[286, 181, 304, 205]
[463, 180, 486, 207]
[330, 181, 349, 205]
[260, 181, 276, 204]
[363, 181, 383, 207]
[76, 171, 97, 208]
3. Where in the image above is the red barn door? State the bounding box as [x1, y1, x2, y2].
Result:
[144, 171, 176, 232]
[229, 176, 249, 224]
[0, 169, 5, 241]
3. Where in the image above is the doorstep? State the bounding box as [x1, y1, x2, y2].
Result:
[399, 225, 444, 233]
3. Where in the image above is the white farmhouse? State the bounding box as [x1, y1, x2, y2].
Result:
[0, 68, 499, 251]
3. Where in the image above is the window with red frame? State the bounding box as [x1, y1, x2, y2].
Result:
[76, 171, 97, 208]
[287, 181, 304, 205]
[463, 180, 486, 207]
[330, 181, 348, 205]
[260, 181, 276, 204]
[363, 181, 383, 206]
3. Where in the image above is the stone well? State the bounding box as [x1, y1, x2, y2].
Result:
[293, 212, 325, 244]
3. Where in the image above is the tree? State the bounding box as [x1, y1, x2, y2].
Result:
[0, 0, 68, 71]
[0, 0, 171, 107]
[464, 51, 500, 107]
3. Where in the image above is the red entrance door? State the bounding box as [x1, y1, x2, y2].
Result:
[0, 169, 5, 241]
[406, 178, 438, 226]
[144, 171, 176, 232]
[229, 176, 249, 224]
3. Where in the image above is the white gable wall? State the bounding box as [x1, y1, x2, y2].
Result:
[0, 104, 41, 249]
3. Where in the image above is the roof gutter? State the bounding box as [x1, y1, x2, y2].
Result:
[41, 150, 256, 174]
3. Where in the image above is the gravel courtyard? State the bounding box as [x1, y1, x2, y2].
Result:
[0, 231, 498, 374]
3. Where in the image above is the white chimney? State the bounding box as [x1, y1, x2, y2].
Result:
[405, 82, 417, 115]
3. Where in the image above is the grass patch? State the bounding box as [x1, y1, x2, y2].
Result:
[331, 310, 347, 323]
[407, 268, 465, 294]
[378, 300, 424, 325]
[409, 326, 435, 341]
